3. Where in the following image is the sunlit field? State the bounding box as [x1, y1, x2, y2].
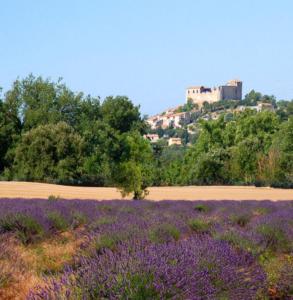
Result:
[1, 182, 293, 201]
[0, 198, 292, 299]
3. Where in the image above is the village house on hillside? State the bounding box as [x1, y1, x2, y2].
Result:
[168, 137, 182, 146]
[235, 102, 275, 113]
[144, 133, 159, 143]
[186, 79, 242, 106]
[147, 111, 191, 130]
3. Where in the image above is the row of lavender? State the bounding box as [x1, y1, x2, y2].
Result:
[0, 198, 292, 299]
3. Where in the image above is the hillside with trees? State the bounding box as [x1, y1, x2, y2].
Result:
[0, 75, 293, 198]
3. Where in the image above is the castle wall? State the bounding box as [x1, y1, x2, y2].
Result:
[221, 86, 239, 100]
[186, 88, 221, 105]
[186, 80, 242, 105]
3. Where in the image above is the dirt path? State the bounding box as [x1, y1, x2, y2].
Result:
[0, 181, 292, 201]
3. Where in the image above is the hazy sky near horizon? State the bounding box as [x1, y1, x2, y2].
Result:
[1, 0, 293, 115]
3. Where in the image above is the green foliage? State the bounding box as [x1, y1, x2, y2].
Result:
[48, 195, 61, 202]
[269, 117, 293, 187]
[0, 273, 11, 289]
[188, 219, 212, 234]
[0, 213, 44, 244]
[113, 132, 154, 199]
[4, 74, 87, 131]
[13, 122, 84, 184]
[215, 230, 258, 255]
[229, 213, 251, 227]
[94, 230, 135, 253]
[0, 75, 151, 195]
[0, 97, 21, 174]
[95, 234, 118, 252]
[194, 204, 210, 213]
[153, 145, 186, 186]
[179, 110, 286, 186]
[276, 100, 293, 120]
[47, 211, 69, 232]
[175, 99, 199, 113]
[256, 224, 290, 253]
[241, 90, 262, 106]
[101, 96, 144, 133]
[71, 211, 87, 229]
[89, 217, 116, 230]
[261, 255, 293, 299]
[0, 74, 292, 190]
[149, 224, 180, 244]
[121, 273, 159, 300]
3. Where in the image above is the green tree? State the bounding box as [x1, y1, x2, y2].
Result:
[81, 120, 118, 185]
[229, 137, 261, 183]
[153, 146, 186, 186]
[276, 100, 293, 120]
[4, 74, 89, 131]
[180, 111, 280, 185]
[12, 122, 84, 183]
[101, 96, 145, 133]
[242, 90, 262, 106]
[269, 117, 293, 186]
[113, 132, 154, 199]
[0, 97, 22, 174]
[227, 112, 280, 184]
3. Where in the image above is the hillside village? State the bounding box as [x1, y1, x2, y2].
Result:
[145, 80, 276, 146]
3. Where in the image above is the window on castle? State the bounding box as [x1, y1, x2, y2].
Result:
[193, 90, 195, 93]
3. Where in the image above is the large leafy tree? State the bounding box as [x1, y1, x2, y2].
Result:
[112, 132, 154, 199]
[81, 120, 119, 186]
[181, 116, 229, 184]
[0, 95, 22, 173]
[181, 111, 281, 185]
[12, 122, 84, 183]
[5, 74, 89, 131]
[101, 96, 146, 134]
[229, 111, 280, 183]
[270, 117, 293, 186]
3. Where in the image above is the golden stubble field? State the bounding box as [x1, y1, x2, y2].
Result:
[0, 181, 292, 201]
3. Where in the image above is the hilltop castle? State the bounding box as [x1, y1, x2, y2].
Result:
[186, 79, 242, 105]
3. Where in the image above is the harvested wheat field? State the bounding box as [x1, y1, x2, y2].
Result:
[0, 181, 292, 201]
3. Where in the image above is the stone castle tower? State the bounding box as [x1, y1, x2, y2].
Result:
[186, 79, 242, 106]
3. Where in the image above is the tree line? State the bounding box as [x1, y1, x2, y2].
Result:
[0, 75, 292, 198]
[155, 111, 293, 187]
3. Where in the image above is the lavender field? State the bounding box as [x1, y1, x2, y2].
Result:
[0, 198, 292, 299]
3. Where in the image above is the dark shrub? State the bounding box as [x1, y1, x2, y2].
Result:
[194, 204, 210, 213]
[188, 219, 212, 234]
[47, 211, 69, 232]
[254, 207, 271, 216]
[90, 217, 116, 230]
[71, 211, 87, 229]
[276, 261, 293, 298]
[47, 195, 61, 202]
[95, 234, 119, 253]
[230, 214, 251, 227]
[0, 213, 44, 244]
[149, 224, 180, 244]
[215, 230, 258, 255]
[257, 224, 290, 253]
[119, 273, 159, 299]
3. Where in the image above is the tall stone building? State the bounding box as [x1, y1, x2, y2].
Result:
[186, 79, 242, 106]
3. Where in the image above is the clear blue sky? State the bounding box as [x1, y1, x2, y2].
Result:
[1, 0, 293, 115]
